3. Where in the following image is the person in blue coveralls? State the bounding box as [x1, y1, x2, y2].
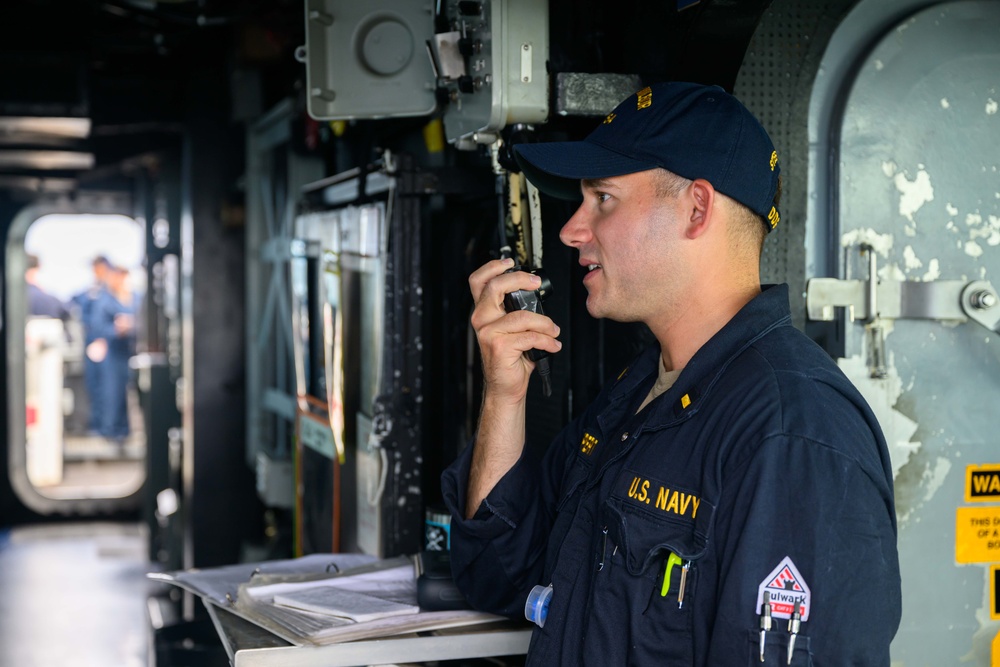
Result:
[89, 265, 137, 447]
[72, 255, 112, 434]
[441, 82, 901, 665]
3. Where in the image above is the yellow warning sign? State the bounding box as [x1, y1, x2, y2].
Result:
[966, 464, 1000, 502]
[956, 507, 1000, 563]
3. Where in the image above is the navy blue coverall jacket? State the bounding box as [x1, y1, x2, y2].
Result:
[442, 285, 901, 666]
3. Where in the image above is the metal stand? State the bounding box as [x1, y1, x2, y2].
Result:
[203, 599, 531, 667]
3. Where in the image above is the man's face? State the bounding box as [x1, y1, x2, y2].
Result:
[558, 169, 688, 323]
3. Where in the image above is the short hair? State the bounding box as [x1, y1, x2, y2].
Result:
[26, 254, 40, 270]
[93, 255, 110, 267]
[651, 168, 691, 199]
[652, 168, 782, 255]
[730, 174, 782, 253]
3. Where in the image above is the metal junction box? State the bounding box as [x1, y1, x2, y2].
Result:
[434, 0, 549, 146]
[303, 0, 438, 120]
[301, 0, 549, 146]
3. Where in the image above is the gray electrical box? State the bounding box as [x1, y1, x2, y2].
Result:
[301, 0, 549, 146]
[434, 0, 549, 146]
[303, 0, 438, 120]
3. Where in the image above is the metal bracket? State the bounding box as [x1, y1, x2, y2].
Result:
[806, 277, 971, 322]
[806, 245, 999, 333]
[961, 280, 1000, 334]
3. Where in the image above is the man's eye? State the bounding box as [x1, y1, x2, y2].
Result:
[596, 192, 612, 204]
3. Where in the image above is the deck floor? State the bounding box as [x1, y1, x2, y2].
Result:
[0, 522, 152, 667]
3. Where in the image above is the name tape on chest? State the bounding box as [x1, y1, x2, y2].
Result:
[756, 556, 811, 621]
[619, 470, 702, 520]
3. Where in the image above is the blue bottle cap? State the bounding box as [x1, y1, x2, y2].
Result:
[524, 584, 553, 628]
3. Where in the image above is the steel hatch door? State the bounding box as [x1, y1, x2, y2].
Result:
[827, 1, 1000, 663]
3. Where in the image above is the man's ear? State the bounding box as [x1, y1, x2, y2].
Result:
[685, 179, 716, 240]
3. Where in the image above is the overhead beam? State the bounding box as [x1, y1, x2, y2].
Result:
[0, 150, 95, 171]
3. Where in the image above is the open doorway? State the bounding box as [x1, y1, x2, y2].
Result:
[12, 210, 147, 506]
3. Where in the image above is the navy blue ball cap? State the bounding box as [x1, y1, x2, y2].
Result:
[514, 81, 781, 230]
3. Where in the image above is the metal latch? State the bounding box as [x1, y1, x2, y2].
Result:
[806, 245, 999, 332]
[806, 245, 999, 378]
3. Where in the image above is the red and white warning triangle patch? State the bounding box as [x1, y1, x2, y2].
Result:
[756, 556, 811, 621]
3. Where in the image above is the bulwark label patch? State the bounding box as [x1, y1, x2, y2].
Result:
[756, 557, 811, 621]
[966, 464, 1000, 502]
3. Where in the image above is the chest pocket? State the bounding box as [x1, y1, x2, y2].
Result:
[586, 495, 715, 667]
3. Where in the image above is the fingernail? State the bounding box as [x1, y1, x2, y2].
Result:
[556, 340, 563, 350]
[503, 257, 515, 266]
[531, 274, 541, 284]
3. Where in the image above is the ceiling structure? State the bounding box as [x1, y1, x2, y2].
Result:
[0, 0, 773, 198]
[0, 0, 302, 196]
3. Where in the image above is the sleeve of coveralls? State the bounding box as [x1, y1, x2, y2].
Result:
[440, 405, 599, 619]
[704, 433, 902, 666]
[88, 295, 118, 340]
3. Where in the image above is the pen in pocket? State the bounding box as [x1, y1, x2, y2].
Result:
[660, 552, 690, 607]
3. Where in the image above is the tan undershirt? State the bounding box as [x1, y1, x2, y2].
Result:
[636, 356, 681, 413]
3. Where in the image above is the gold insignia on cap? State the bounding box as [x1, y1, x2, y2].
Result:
[767, 206, 780, 229]
[769, 150, 778, 171]
[637, 86, 652, 110]
[603, 112, 617, 124]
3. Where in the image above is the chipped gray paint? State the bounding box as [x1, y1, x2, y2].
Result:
[837, 354, 920, 489]
[813, 0, 1000, 663]
[892, 167, 935, 223]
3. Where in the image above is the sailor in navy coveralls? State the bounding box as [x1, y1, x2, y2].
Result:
[442, 82, 901, 665]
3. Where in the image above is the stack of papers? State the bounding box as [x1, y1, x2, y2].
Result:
[151, 554, 507, 646]
[147, 552, 377, 607]
[273, 586, 420, 622]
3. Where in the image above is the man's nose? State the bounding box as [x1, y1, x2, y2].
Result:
[559, 203, 591, 248]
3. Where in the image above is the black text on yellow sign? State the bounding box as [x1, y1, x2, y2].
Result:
[966, 463, 1000, 502]
[955, 507, 1000, 564]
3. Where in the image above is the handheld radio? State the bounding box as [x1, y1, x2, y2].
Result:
[500, 247, 554, 397]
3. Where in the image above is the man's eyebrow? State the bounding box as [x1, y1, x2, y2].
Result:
[581, 177, 615, 190]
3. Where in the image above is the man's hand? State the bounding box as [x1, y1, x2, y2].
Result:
[465, 258, 562, 518]
[469, 257, 562, 404]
